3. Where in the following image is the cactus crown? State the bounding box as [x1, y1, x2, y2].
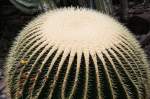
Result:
[5, 8, 150, 99]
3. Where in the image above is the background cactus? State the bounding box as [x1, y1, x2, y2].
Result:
[9, 0, 113, 15]
[5, 7, 150, 99]
[9, 0, 56, 14]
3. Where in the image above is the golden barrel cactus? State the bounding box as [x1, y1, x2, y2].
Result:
[5, 8, 150, 99]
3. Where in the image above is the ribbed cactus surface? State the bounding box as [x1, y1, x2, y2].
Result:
[5, 8, 150, 99]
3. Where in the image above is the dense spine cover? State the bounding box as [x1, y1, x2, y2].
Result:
[5, 8, 150, 99]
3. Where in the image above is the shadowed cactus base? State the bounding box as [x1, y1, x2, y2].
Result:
[5, 7, 150, 99]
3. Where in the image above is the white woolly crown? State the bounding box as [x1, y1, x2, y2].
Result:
[39, 8, 127, 51]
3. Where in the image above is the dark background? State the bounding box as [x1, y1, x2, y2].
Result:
[0, 0, 150, 98]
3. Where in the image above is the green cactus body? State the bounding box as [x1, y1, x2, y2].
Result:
[5, 8, 150, 99]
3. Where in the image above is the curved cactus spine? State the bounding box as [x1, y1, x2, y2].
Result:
[5, 7, 150, 99]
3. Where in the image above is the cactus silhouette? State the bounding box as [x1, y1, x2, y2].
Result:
[5, 8, 150, 99]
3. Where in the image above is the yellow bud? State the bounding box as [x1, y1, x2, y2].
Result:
[20, 59, 28, 65]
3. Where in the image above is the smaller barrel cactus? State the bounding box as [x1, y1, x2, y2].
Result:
[5, 7, 150, 99]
